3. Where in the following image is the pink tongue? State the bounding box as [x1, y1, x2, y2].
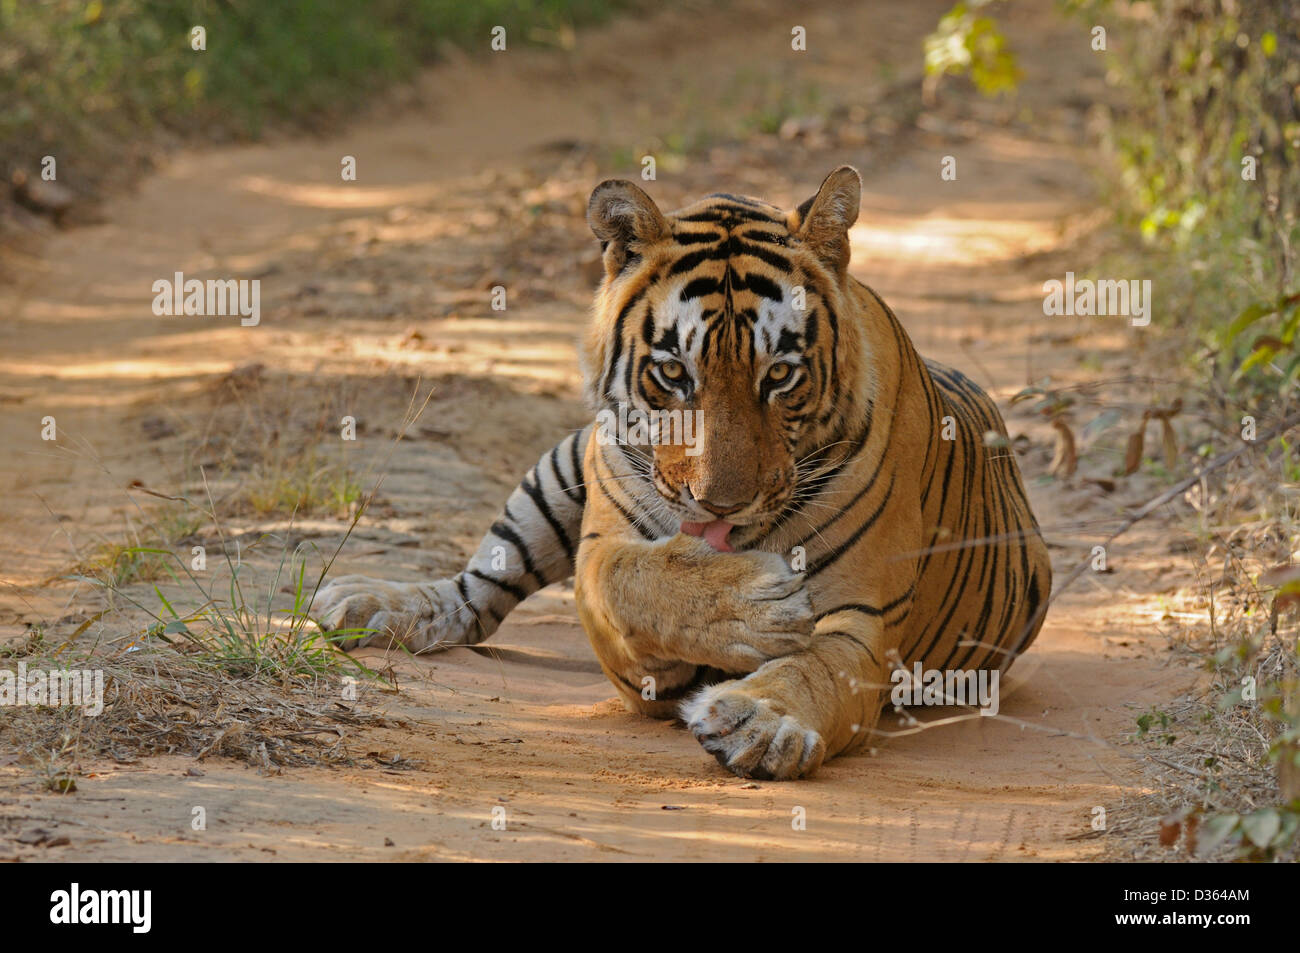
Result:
[681, 519, 734, 552]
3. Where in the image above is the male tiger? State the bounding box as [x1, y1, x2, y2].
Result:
[313, 167, 1052, 780]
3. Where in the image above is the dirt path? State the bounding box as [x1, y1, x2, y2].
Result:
[0, 0, 1198, 861]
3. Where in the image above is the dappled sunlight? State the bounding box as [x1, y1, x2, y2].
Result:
[236, 174, 446, 210]
[2, 357, 238, 382]
[850, 214, 1062, 267]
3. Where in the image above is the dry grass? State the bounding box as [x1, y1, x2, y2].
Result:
[2, 635, 393, 783]
[69, 503, 206, 588]
[190, 364, 370, 520]
[1099, 436, 1300, 862]
[1, 376, 443, 794]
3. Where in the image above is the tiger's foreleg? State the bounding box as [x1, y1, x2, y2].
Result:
[574, 530, 815, 719]
[681, 613, 891, 780]
[311, 426, 591, 652]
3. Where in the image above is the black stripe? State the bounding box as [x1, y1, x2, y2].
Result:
[550, 443, 583, 506]
[733, 271, 783, 302]
[668, 248, 720, 275]
[705, 192, 771, 209]
[521, 473, 576, 560]
[809, 473, 896, 577]
[487, 519, 543, 587]
[677, 207, 781, 224]
[1009, 569, 1047, 658]
[814, 587, 915, 623]
[602, 291, 645, 399]
[467, 569, 527, 602]
[818, 630, 880, 667]
[596, 477, 658, 541]
[610, 664, 725, 702]
[569, 431, 587, 505]
[732, 241, 792, 272]
[673, 230, 722, 245]
[455, 574, 488, 640]
[680, 276, 720, 300]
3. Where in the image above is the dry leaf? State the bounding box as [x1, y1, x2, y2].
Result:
[1048, 418, 1077, 478]
[1251, 334, 1287, 353]
[1123, 429, 1145, 475]
[1184, 812, 1200, 854]
[1160, 417, 1178, 469]
[1159, 807, 1199, 850]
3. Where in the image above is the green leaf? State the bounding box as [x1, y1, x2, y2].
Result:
[1081, 408, 1123, 442]
[1197, 813, 1240, 855]
[1240, 809, 1281, 849]
[1225, 301, 1275, 343]
[1237, 343, 1279, 375]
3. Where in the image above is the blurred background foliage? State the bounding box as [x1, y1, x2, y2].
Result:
[928, 0, 1299, 401]
[1095, 0, 1299, 400]
[927, 0, 1299, 862]
[925, 0, 1300, 863]
[923, 0, 1024, 98]
[1091, 0, 1300, 862]
[0, 0, 628, 193]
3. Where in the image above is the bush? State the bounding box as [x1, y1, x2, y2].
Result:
[0, 0, 627, 195]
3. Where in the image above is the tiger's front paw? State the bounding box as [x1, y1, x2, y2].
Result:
[659, 541, 814, 672]
[309, 575, 479, 652]
[681, 681, 825, 780]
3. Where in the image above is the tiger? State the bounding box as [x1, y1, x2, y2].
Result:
[312, 166, 1052, 780]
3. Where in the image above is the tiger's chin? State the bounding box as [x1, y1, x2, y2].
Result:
[725, 516, 788, 552]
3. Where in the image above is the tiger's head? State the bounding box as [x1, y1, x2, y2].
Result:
[582, 167, 871, 552]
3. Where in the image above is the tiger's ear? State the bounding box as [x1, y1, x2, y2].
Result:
[587, 179, 670, 277]
[791, 166, 861, 274]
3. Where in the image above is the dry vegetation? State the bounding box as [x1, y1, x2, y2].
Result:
[2, 631, 393, 784]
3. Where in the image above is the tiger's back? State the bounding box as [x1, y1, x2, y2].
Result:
[903, 356, 1050, 675]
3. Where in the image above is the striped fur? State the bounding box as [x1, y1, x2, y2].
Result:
[311, 167, 1051, 780]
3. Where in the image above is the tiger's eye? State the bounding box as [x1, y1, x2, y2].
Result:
[767, 363, 792, 384]
[661, 360, 686, 381]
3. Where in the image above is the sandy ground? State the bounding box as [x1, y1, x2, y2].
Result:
[0, 0, 1203, 861]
